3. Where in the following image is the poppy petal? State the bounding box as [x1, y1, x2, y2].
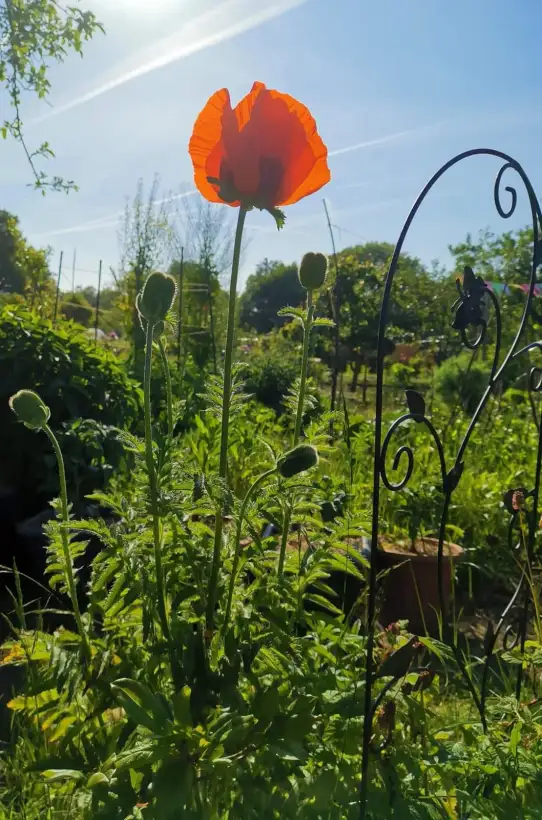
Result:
[230, 88, 294, 199]
[234, 81, 266, 130]
[234, 87, 329, 206]
[266, 90, 330, 205]
[189, 88, 232, 203]
[279, 152, 331, 205]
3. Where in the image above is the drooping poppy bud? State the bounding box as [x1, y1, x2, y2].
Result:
[9, 390, 50, 430]
[299, 252, 327, 291]
[277, 444, 318, 478]
[138, 273, 176, 325]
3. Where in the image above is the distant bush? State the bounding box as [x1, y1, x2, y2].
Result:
[434, 352, 491, 413]
[0, 307, 142, 502]
[434, 349, 528, 413]
[242, 345, 299, 412]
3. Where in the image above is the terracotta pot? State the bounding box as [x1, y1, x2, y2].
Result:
[378, 537, 463, 635]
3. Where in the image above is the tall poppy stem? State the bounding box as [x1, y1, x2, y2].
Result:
[206, 206, 247, 632]
[144, 322, 170, 642]
[294, 290, 314, 442]
[158, 337, 174, 438]
[223, 467, 277, 632]
[278, 291, 314, 577]
[43, 425, 91, 664]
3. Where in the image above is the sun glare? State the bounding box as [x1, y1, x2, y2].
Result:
[94, 0, 178, 14]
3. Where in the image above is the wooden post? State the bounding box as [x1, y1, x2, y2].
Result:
[94, 260, 103, 344]
[53, 251, 64, 325]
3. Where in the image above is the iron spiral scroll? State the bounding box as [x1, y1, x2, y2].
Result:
[359, 149, 542, 816]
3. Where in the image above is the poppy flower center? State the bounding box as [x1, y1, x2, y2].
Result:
[256, 156, 284, 208]
[210, 156, 285, 210]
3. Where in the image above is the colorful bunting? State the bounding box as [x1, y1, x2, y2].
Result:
[484, 281, 542, 297]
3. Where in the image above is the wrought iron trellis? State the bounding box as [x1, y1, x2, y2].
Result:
[359, 149, 542, 817]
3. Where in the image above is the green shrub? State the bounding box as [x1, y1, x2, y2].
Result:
[0, 306, 142, 501]
[435, 349, 528, 414]
[434, 352, 491, 413]
[242, 345, 299, 412]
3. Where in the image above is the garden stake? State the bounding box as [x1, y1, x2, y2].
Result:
[360, 148, 542, 817]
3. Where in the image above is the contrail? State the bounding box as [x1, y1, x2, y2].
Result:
[328, 122, 443, 158]
[32, 0, 309, 123]
[35, 189, 198, 239]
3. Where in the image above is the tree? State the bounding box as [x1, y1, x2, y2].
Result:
[60, 291, 93, 327]
[316, 242, 455, 398]
[169, 258, 227, 371]
[22, 243, 54, 312]
[175, 196, 236, 279]
[171, 196, 242, 372]
[449, 225, 539, 364]
[0, 210, 25, 294]
[117, 177, 173, 377]
[240, 259, 305, 333]
[1, 0, 103, 192]
[0, 210, 52, 305]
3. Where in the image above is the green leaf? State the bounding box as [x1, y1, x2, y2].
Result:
[115, 742, 159, 770]
[87, 772, 109, 789]
[278, 306, 305, 322]
[42, 769, 85, 783]
[267, 207, 286, 230]
[111, 678, 168, 733]
[171, 686, 192, 727]
[509, 721, 522, 756]
[304, 593, 343, 616]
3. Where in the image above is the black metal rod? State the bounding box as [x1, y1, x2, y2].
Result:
[360, 148, 542, 818]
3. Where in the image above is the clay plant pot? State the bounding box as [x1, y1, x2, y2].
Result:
[378, 537, 463, 636]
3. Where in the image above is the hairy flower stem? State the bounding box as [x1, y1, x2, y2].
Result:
[278, 291, 314, 577]
[44, 425, 90, 663]
[294, 290, 314, 442]
[144, 322, 170, 641]
[207, 206, 247, 632]
[224, 468, 277, 631]
[158, 337, 174, 438]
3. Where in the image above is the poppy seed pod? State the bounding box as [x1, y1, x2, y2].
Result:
[277, 444, 318, 478]
[138, 273, 176, 325]
[9, 389, 50, 430]
[299, 252, 327, 291]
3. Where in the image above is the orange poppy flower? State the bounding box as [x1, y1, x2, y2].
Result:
[189, 82, 330, 225]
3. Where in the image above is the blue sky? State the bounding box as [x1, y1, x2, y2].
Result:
[2, 0, 542, 291]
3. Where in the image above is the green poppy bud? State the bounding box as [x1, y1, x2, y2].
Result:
[298, 252, 327, 291]
[9, 389, 50, 430]
[277, 444, 318, 478]
[138, 272, 176, 325]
